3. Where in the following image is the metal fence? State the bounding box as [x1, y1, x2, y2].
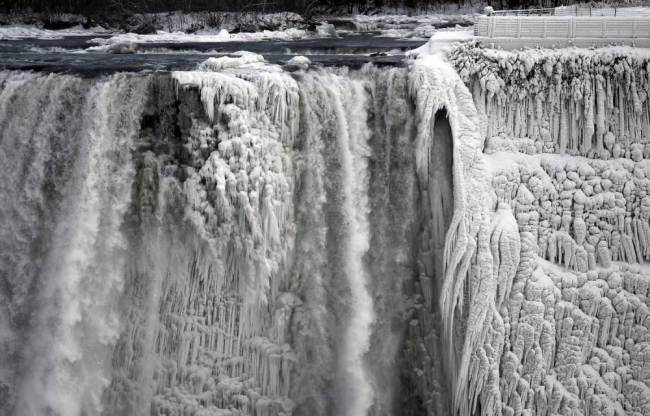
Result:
[475, 15, 650, 38]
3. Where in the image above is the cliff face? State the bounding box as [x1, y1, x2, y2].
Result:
[445, 44, 650, 416]
[2, 43, 650, 416]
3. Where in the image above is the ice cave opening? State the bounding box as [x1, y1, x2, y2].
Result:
[430, 108, 455, 293]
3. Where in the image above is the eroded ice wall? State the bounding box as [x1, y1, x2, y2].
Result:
[445, 44, 650, 416]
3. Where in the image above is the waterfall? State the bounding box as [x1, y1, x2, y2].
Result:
[300, 70, 375, 416]
[0, 55, 464, 416]
[333, 79, 374, 416]
[0, 71, 149, 416]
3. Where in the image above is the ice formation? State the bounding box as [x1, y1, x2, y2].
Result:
[2, 39, 650, 416]
[440, 43, 650, 416]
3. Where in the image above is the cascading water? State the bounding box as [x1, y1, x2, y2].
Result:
[332, 79, 374, 416]
[0, 55, 461, 416]
[297, 70, 375, 416]
[0, 72, 149, 416]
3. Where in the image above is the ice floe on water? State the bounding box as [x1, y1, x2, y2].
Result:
[286, 55, 311, 69]
[86, 27, 317, 49]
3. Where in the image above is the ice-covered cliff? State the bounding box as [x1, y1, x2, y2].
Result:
[445, 44, 650, 416]
[1, 43, 650, 416]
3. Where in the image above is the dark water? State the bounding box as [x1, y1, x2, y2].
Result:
[0, 33, 427, 74]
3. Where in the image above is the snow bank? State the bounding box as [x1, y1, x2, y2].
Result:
[352, 13, 476, 29]
[349, 13, 476, 39]
[407, 29, 475, 55]
[0, 25, 111, 40]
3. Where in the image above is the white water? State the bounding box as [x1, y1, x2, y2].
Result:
[0, 72, 148, 416]
[329, 76, 375, 416]
[0, 58, 456, 416]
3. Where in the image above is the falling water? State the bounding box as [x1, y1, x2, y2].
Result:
[0, 58, 455, 416]
[310, 71, 375, 416]
[0, 72, 149, 416]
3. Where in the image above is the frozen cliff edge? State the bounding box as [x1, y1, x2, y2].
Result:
[442, 43, 650, 416]
[408, 54, 496, 416]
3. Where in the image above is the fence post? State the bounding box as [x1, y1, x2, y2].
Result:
[602, 19, 606, 38]
[517, 16, 521, 38]
[571, 19, 578, 38]
[543, 19, 547, 38]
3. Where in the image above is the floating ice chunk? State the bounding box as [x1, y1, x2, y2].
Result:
[315, 22, 336, 37]
[286, 56, 311, 69]
[198, 52, 266, 71]
[106, 41, 138, 54]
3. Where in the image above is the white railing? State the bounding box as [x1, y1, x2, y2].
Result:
[554, 6, 650, 17]
[492, 7, 555, 16]
[490, 6, 650, 17]
[475, 16, 650, 39]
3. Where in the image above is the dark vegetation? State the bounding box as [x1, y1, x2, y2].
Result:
[5, 0, 476, 16]
[0, 0, 641, 20]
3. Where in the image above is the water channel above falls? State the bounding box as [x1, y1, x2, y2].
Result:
[0, 33, 429, 73]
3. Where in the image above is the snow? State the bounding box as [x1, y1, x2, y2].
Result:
[348, 13, 476, 39]
[0, 24, 111, 40]
[407, 29, 475, 57]
[351, 13, 477, 28]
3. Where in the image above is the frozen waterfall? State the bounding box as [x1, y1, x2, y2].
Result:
[4, 43, 648, 416]
[0, 60, 452, 416]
